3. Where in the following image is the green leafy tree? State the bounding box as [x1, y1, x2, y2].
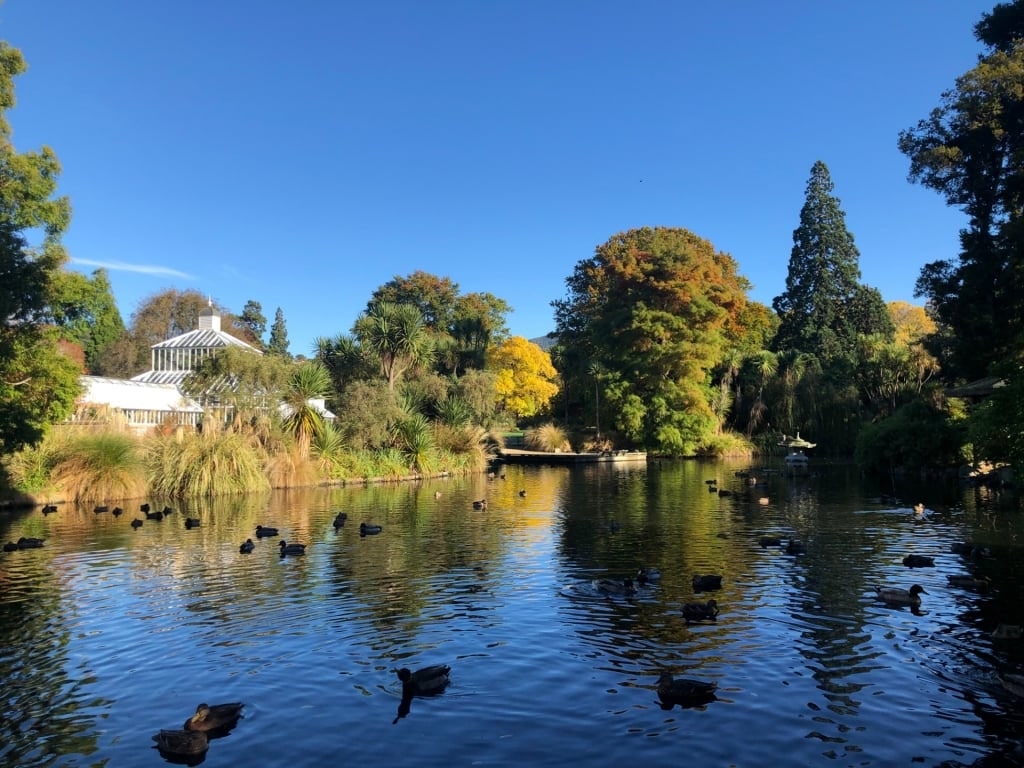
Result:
[354, 302, 434, 391]
[46, 268, 125, 373]
[553, 226, 753, 453]
[898, 7, 1024, 380]
[237, 299, 267, 348]
[268, 307, 290, 358]
[772, 161, 882, 361]
[0, 42, 81, 453]
[281, 361, 331, 458]
[369, 271, 511, 375]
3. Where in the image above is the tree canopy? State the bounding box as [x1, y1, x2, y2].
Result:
[553, 226, 755, 453]
[489, 336, 559, 419]
[45, 268, 125, 373]
[0, 41, 81, 453]
[268, 307, 290, 358]
[898, 12, 1024, 380]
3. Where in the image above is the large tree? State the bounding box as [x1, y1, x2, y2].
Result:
[369, 271, 511, 375]
[354, 302, 434, 391]
[898, 5, 1024, 380]
[772, 161, 889, 361]
[553, 226, 753, 453]
[46, 268, 125, 373]
[237, 299, 267, 348]
[489, 336, 559, 419]
[268, 307, 290, 358]
[0, 42, 81, 453]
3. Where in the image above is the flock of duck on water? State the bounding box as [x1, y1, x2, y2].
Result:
[7, 481, 1024, 744]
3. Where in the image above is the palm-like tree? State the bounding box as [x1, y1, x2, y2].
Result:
[355, 302, 435, 390]
[282, 361, 332, 458]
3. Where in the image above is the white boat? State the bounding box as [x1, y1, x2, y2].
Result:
[780, 432, 815, 467]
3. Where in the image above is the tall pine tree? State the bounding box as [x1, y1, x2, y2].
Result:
[268, 307, 290, 358]
[773, 161, 872, 361]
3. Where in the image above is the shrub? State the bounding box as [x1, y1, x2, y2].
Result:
[51, 431, 148, 502]
[147, 430, 270, 496]
[524, 423, 571, 452]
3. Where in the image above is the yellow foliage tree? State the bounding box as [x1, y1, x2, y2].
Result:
[888, 301, 940, 388]
[489, 336, 559, 419]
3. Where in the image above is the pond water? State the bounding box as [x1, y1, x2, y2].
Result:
[1, 460, 1023, 767]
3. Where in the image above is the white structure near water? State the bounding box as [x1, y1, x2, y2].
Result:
[72, 304, 331, 434]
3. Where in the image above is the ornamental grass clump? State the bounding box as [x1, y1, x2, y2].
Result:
[524, 423, 571, 453]
[147, 429, 269, 497]
[50, 431, 148, 502]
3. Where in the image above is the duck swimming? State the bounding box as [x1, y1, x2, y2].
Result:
[255, 525, 279, 538]
[153, 728, 209, 757]
[130, 518, 143, 529]
[682, 599, 719, 624]
[183, 701, 244, 732]
[397, 664, 451, 696]
[875, 584, 927, 606]
[472, 499, 487, 510]
[184, 517, 201, 529]
[903, 554, 935, 568]
[656, 671, 717, 708]
[692, 574, 723, 592]
[359, 523, 383, 536]
[239, 538, 255, 554]
[17, 537, 44, 549]
[278, 540, 307, 555]
[332, 512, 348, 529]
[592, 577, 637, 596]
[636, 567, 661, 585]
[946, 574, 991, 590]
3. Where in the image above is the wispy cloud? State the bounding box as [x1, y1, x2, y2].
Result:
[72, 258, 195, 279]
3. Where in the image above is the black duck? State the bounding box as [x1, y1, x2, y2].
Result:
[875, 584, 927, 606]
[947, 574, 991, 590]
[17, 537, 44, 549]
[359, 523, 383, 536]
[786, 539, 806, 555]
[592, 577, 637, 596]
[239, 538, 254, 554]
[130, 518, 143, 529]
[184, 518, 201, 529]
[682, 599, 719, 624]
[903, 554, 935, 568]
[111, 506, 123, 516]
[278, 540, 306, 556]
[692, 574, 723, 592]
[94, 505, 108, 514]
[153, 728, 209, 756]
[332, 512, 348, 529]
[41, 504, 57, 514]
[255, 525, 279, 538]
[183, 701, 244, 732]
[656, 671, 717, 708]
[397, 664, 450, 696]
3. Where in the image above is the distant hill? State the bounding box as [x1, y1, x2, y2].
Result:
[530, 334, 557, 351]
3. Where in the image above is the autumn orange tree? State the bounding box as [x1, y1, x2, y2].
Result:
[489, 336, 559, 420]
[553, 227, 758, 454]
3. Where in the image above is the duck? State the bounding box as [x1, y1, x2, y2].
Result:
[636, 567, 661, 585]
[93, 505, 108, 514]
[130, 518, 143, 529]
[279, 540, 306, 555]
[786, 539, 806, 555]
[708, 484, 719, 493]
[153, 729, 209, 756]
[239, 538, 255, 554]
[992, 624, 1023, 640]
[656, 671, 717, 707]
[913, 502, 926, 516]
[3, 541, 17, 552]
[183, 701, 244, 732]
[359, 523, 383, 536]
[1001, 673, 1024, 698]
[140, 503, 150, 513]
[255, 525, 279, 538]
[903, 554, 935, 568]
[472, 499, 487, 510]
[875, 584, 927, 606]
[682, 599, 719, 624]
[161, 506, 174, 515]
[145, 509, 164, 521]
[518, 489, 526, 497]
[41, 504, 57, 514]
[592, 577, 637, 596]
[184, 517, 201, 529]
[946, 574, 991, 590]
[717, 489, 733, 497]
[397, 664, 451, 696]
[111, 506, 123, 516]
[759, 536, 782, 548]
[332, 512, 348, 529]
[704, 479, 718, 485]
[692, 574, 723, 592]
[17, 537, 44, 549]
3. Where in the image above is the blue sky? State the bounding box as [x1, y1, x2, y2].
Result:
[1, 1, 993, 355]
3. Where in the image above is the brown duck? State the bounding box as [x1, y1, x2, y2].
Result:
[183, 701, 244, 732]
